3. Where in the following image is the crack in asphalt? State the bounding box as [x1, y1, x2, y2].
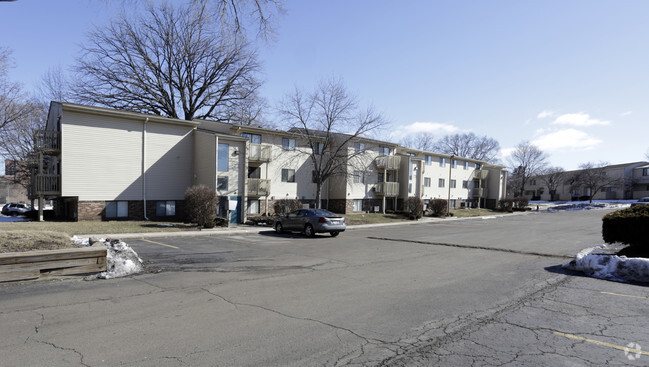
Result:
[367, 237, 573, 259]
[24, 311, 90, 367]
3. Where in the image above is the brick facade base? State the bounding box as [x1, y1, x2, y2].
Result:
[76, 200, 186, 221]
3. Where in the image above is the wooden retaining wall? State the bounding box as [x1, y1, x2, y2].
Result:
[0, 247, 107, 283]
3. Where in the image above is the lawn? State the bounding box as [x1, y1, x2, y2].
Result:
[343, 213, 410, 225]
[450, 208, 502, 218]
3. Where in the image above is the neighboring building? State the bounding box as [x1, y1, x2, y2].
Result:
[4, 160, 18, 176]
[523, 162, 649, 201]
[1, 175, 28, 204]
[30, 102, 508, 221]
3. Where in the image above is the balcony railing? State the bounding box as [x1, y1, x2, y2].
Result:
[248, 144, 272, 162]
[35, 130, 61, 153]
[248, 178, 270, 196]
[472, 188, 486, 197]
[375, 182, 399, 197]
[473, 170, 488, 180]
[32, 174, 61, 196]
[375, 155, 401, 170]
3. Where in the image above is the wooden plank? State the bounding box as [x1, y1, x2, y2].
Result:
[0, 270, 40, 283]
[0, 247, 107, 265]
[39, 263, 107, 277]
[0, 257, 104, 274]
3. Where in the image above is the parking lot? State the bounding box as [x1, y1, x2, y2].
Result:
[1, 209, 647, 366]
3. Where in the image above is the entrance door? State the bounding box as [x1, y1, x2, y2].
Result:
[229, 196, 241, 224]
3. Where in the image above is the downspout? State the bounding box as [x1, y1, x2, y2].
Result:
[142, 117, 150, 220]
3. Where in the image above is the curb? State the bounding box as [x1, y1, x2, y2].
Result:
[80, 212, 527, 240]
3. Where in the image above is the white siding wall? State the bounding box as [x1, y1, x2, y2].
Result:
[194, 131, 217, 190]
[216, 139, 245, 197]
[263, 134, 314, 200]
[61, 111, 194, 200]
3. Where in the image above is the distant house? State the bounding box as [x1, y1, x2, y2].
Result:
[30, 102, 508, 221]
[523, 161, 649, 201]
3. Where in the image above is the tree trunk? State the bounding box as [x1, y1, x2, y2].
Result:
[315, 182, 322, 209]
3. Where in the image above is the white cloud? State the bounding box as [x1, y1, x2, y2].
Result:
[551, 113, 610, 127]
[537, 110, 554, 119]
[532, 128, 602, 152]
[498, 147, 516, 160]
[620, 111, 632, 117]
[390, 121, 460, 140]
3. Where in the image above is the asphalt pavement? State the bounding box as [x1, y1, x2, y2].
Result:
[1, 209, 647, 366]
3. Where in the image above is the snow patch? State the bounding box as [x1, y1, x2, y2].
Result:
[563, 245, 649, 283]
[77, 238, 144, 280]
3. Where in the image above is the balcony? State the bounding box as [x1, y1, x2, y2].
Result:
[32, 174, 61, 196]
[375, 182, 399, 197]
[35, 130, 61, 154]
[472, 188, 487, 197]
[248, 178, 270, 196]
[375, 155, 401, 170]
[248, 144, 272, 162]
[473, 170, 488, 180]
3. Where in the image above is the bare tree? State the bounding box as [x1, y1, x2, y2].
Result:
[401, 132, 435, 151]
[570, 162, 622, 203]
[278, 77, 387, 208]
[540, 166, 565, 201]
[38, 65, 73, 103]
[507, 141, 548, 197]
[201, 0, 285, 41]
[73, 2, 261, 121]
[433, 133, 501, 163]
[0, 48, 32, 132]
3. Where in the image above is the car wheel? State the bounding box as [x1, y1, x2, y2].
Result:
[275, 223, 284, 233]
[304, 224, 315, 237]
[330, 231, 340, 237]
[10, 212, 17, 217]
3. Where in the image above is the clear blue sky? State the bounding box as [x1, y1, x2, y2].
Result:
[2, 0, 648, 170]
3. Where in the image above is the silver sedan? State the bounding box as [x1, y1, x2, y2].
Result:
[274, 209, 346, 237]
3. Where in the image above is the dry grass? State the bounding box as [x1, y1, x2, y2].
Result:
[450, 208, 502, 218]
[0, 230, 82, 253]
[344, 213, 410, 225]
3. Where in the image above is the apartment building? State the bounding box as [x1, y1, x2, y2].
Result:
[31, 102, 508, 221]
[523, 161, 649, 201]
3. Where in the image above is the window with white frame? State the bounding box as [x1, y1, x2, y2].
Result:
[462, 180, 468, 188]
[425, 155, 433, 165]
[247, 199, 260, 214]
[353, 171, 365, 184]
[354, 142, 365, 152]
[282, 137, 296, 151]
[218, 143, 229, 171]
[450, 199, 456, 208]
[452, 159, 457, 168]
[463, 161, 469, 170]
[475, 163, 482, 169]
[378, 146, 391, 155]
[106, 201, 128, 218]
[353, 199, 363, 212]
[282, 168, 295, 182]
[313, 142, 324, 155]
[643, 168, 649, 176]
[438, 178, 445, 187]
[156, 201, 176, 217]
[439, 157, 446, 167]
[241, 133, 261, 144]
[408, 183, 412, 193]
[450, 179, 457, 188]
[424, 177, 431, 187]
[217, 176, 228, 191]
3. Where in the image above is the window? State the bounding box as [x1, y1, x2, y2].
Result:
[156, 201, 176, 217]
[450, 199, 456, 208]
[218, 143, 229, 171]
[439, 157, 446, 167]
[450, 179, 457, 188]
[217, 176, 228, 191]
[313, 142, 323, 155]
[248, 166, 261, 179]
[408, 183, 412, 193]
[530, 179, 536, 185]
[452, 159, 457, 168]
[604, 187, 613, 193]
[247, 199, 260, 214]
[241, 133, 261, 144]
[353, 199, 363, 212]
[643, 168, 649, 176]
[406, 152, 416, 157]
[463, 161, 469, 170]
[424, 177, 431, 187]
[353, 171, 365, 184]
[312, 170, 317, 183]
[282, 168, 295, 182]
[462, 180, 468, 188]
[354, 142, 365, 152]
[438, 178, 445, 188]
[425, 155, 432, 165]
[475, 163, 482, 169]
[106, 201, 128, 218]
[378, 146, 391, 155]
[282, 138, 296, 151]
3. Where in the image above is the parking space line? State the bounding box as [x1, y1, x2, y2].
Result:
[554, 332, 649, 356]
[600, 291, 648, 300]
[139, 239, 179, 249]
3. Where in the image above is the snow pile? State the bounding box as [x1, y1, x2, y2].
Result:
[0, 215, 30, 222]
[563, 245, 649, 283]
[74, 237, 144, 280]
[546, 202, 630, 212]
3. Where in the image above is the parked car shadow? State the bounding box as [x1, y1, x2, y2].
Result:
[257, 230, 329, 239]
